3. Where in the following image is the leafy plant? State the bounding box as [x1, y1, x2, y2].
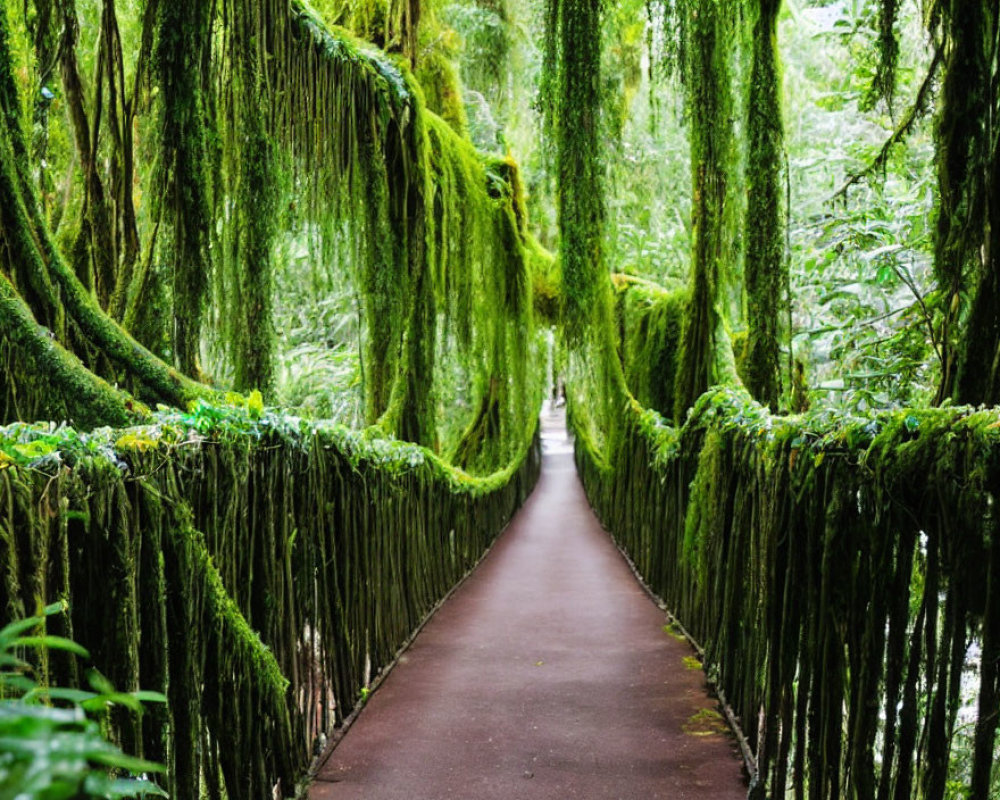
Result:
[0, 602, 167, 799]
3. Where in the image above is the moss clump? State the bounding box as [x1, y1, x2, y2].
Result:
[415, 48, 470, 138]
[683, 708, 728, 737]
[0, 275, 138, 429]
[528, 236, 560, 326]
[614, 275, 688, 421]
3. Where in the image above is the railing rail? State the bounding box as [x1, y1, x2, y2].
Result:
[0, 408, 540, 798]
[572, 388, 1000, 800]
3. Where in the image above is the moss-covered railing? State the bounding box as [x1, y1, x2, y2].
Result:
[0, 400, 540, 798]
[572, 388, 1000, 799]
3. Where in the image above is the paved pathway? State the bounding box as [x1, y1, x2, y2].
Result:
[310, 409, 748, 799]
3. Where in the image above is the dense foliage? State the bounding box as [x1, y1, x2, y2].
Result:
[2, 0, 1000, 796]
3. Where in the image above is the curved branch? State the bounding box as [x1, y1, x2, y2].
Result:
[832, 48, 943, 201]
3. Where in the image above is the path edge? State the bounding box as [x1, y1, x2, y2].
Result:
[567, 428, 760, 792]
[304, 430, 544, 795]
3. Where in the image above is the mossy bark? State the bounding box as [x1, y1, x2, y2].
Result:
[742, 0, 785, 412]
[226, 0, 280, 394]
[673, 0, 737, 422]
[934, 0, 999, 405]
[154, 0, 215, 378]
[57, 0, 118, 309]
[554, 0, 607, 349]
[0, 273, 134, 428]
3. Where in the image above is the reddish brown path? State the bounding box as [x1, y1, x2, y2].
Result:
[310, 409, 748, 799]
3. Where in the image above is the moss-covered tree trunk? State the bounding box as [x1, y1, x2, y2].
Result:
[555, 0, 606, 349]
[673, 0, 736, 423]
[935, 0, 999, 406]
[360, 132, 406, 424]
[742, 0, 785, 412]
[227, 0, 279, 394]
[154, 0, 215, 378]
[553, 0, 628, 427]
[58, 0, 118, 307]
[0, 6, 207, 424]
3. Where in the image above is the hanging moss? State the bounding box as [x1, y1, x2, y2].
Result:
[237, 2, 545, 465]
[867, 0, 900, 111]
[528, 236, 560, 326]
[414, 50, 470, 138]
[613, 275, 688, 420]
[542, 0, 631, 465]
[4, 0, 545, 473]
[933, 2, 1000, 407]
[672, 0, 739, 423]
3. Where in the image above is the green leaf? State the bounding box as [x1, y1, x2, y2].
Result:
[0, 615, 46, 644]
[88, 750, 166, 774]
[29, 687, 99, 704]
[129, 690, 168, 704]
[247, 390, 265, 420]
[0, 674, 38, 694]
[84, 774, 169, 798]
[12, 636, 90, 658]
[42, 600, 70, 616]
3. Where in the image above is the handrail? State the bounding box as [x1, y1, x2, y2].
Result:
[0, 405, 542, 797]
[571, 385, 1000, 799]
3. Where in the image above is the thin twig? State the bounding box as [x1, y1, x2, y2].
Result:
[890, 260, 944, 367]
[831, 48, 943, 201]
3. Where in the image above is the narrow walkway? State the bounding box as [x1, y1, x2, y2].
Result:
[310, 409, 747, 799]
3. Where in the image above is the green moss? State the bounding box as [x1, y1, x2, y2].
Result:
[549, 0, 606, 348]
[215, 0, 286, 395]
[682, 427, 725, 590]
[683, 707, 728, 737]
[260, 8, 542, 466]
[528, 237, 560, 325]
[415, 49, 469, 138]
[614, 275, 688, 420]
[0, 274, 137, 429]
[741, 0, 786, 412]
[671, 0, 739, 423]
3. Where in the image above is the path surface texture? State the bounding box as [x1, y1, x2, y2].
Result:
[311, 409, 748, 799]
